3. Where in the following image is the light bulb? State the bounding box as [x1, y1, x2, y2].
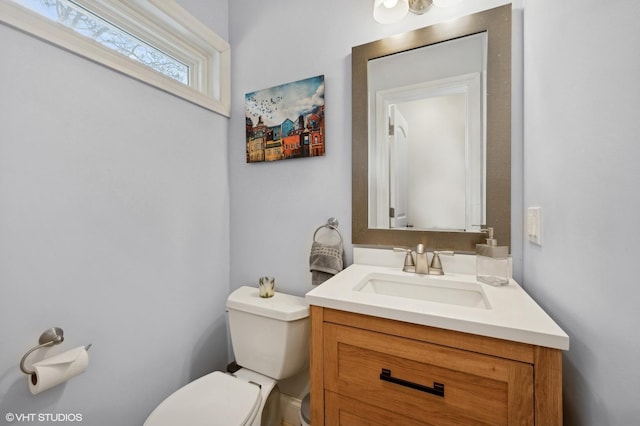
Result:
[373, 0, 409, 24]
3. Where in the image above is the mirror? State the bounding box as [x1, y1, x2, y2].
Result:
[352, 5, 511, 252]
[368, 32, 486, 231]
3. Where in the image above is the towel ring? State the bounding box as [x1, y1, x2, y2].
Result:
[313, 217, 343, 244]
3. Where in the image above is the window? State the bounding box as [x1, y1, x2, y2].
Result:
[1, 0, 230, 115]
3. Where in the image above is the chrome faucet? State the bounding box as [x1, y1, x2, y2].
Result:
[415, 243, 429, 274]
[429, 250, 455, 275]
[393, 247, 415, 273]
[394, 246, 454, 275]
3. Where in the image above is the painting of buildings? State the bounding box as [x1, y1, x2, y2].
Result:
[245, 75, 325, 163]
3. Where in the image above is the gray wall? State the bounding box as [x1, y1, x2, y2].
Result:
[0, 1, 230, 424]
[523, 0, 640, 424]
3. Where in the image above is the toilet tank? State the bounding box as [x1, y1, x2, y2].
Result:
[226, 286, 310, 380]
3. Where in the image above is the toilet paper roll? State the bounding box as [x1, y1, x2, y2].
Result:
[28, 346, 89, 395]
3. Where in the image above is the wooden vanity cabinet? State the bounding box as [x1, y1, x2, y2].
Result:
[310, 307, 562, 426]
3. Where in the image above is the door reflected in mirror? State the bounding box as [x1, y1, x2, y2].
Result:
[368, 32, 487, 232]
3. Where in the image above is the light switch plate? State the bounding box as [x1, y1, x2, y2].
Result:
[527, 207, 543, 245]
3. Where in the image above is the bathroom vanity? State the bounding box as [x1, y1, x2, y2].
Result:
[323, 4, 568, 423]
[306, 261, 569, 425]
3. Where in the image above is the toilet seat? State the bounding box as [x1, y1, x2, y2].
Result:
[144, 371, 261, 426]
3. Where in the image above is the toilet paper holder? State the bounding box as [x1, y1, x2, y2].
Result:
[19, 327, 65, 375]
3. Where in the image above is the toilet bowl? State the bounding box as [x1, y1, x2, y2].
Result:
[143, 371, 262, 426]
[144, 286, 310, 426]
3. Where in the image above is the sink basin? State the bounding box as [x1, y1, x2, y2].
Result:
[355, 273, 490, 309]
[306, 263, 569, 350]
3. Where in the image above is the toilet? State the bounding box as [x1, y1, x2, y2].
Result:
[144, 286, 310, 426]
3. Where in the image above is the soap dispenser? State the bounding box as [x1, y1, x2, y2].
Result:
[476, 227, 511, 286]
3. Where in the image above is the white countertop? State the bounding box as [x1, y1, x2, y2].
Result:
[305, 263, 569, 350]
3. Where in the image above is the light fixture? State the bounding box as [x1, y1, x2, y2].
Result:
[373, 0, 409, 24]
[373, 0, 434, 24]
[408, 0, 434, 15]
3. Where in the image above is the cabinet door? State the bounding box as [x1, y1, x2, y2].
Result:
[326, 390, 428, 426]
[324, 323, 533, 425]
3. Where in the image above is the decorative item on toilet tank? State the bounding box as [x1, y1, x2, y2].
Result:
[245, 75, 325, 162]
[258, 276, 275, 298]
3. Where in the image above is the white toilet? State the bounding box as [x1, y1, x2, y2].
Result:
[144, 286, 310, 426]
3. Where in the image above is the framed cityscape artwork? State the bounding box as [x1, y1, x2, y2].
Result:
[245, 75, 325, 163]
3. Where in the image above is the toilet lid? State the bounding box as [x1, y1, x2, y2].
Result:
[144, 371, 261, 426]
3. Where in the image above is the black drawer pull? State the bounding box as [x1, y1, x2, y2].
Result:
[379, 368, 445, 397]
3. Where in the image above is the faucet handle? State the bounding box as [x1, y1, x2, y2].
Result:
[393, 247, 416, 273]
[430, 251, 454, 275]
